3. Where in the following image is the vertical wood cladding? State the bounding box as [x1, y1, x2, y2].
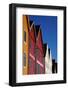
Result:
[23, 15, 57, 75]
[23, 15, 29, 75]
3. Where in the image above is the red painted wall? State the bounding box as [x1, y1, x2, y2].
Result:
[28, 24, 36, 74]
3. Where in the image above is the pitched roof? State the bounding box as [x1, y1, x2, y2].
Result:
[30, 20, 33, 27]
[48, 48, 50, 56]
[35, 25, 40, 37]
[43, 43, 47, 57]
[52, 59, 55, 63]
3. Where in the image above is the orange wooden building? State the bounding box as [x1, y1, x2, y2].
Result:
[23, 15, 29, 75]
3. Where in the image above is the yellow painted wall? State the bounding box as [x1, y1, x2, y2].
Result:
[22, 15, 29, 75]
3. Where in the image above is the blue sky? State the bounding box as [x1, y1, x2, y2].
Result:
[29, 15, 57, 62]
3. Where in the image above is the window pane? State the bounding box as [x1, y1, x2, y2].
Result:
[23, 53, 26, 66]
[24, 31, 26, 42]
[28, 58, 32, 67]
[35, 48, 39, 57]
[37, 64, 40, 74]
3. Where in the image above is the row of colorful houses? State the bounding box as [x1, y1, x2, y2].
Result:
[23, 15, 57, 75]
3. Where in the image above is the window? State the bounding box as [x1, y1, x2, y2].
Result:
[35, 47, 39, 58]
[29, 40, 32, 48]
[37, 64, 40, 74]
[28, 59, 31, 67]
[23, 53, 26, 66]
[28, 58, 33, 67]
[24, 31, 26, 42]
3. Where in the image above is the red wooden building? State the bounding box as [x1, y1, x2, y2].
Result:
[23, 16, 55, 75]
[35, 25, 45, 74]
[28, 19, 45, 74]
[28, 21, 36, 74]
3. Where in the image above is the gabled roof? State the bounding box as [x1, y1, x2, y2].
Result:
[30, 20, 33, 27]
[52, 59, 55, 63]
[35, 25, 40, 38]
[52, 59, 57, 64]
[43, 43, 47, 57]
[48, 48, 50, 56]
[28, 20, 36, 42]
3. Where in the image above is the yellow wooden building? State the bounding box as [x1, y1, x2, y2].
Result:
[22, 15, 29, 75]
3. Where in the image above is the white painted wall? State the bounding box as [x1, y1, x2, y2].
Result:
[45, 45, 52, 74]
[0, 0, 68, 89]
